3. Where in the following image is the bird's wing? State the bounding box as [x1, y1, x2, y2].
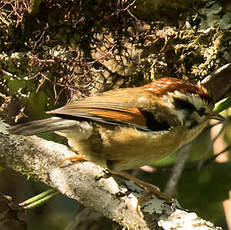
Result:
[49, 105, 148, 130]
[48, 103, 148, 130]
[47, 89, 170, 132]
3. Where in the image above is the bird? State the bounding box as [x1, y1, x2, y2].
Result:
[9, 77, 219, 200]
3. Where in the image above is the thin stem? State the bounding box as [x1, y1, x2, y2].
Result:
[19, 189, 59, 209]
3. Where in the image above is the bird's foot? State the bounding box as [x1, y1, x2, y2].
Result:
[112, 170, 172, 214]
[59, 155, 86, 167]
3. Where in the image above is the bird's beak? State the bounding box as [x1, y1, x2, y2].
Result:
[210, 112, 225, 121]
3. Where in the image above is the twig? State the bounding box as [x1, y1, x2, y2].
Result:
[164, 144, 191, 195]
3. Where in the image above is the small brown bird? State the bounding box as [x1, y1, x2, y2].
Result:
[9, 77, 217, 199]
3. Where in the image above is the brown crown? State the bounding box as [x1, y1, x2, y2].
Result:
[142, 77, 213, 105]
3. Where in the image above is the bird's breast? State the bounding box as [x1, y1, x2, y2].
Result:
[97, 125, 185, 170]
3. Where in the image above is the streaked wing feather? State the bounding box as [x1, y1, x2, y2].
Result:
[47, 90, 150, 130]
[48, 105, 149, 130]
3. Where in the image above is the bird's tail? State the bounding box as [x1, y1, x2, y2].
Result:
[9, 117, 79, 136]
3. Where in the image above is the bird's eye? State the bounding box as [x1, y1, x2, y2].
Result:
[173, 98, 196, 112]
[198, 107, 206, 116]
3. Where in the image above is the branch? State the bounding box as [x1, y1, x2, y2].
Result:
[0, 120, 221, 230]
[201, 63, 231, 103]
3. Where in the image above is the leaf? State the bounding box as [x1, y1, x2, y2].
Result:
[25, 91, 47, 119]
[213, 95, 231, 113]
[8, 79, 26, 93]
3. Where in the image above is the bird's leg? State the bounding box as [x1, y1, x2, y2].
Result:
[112, 170, 172, 203]
[59, 155, 86, 167]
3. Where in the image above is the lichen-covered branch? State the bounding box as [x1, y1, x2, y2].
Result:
[0, 120, 221, 230]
